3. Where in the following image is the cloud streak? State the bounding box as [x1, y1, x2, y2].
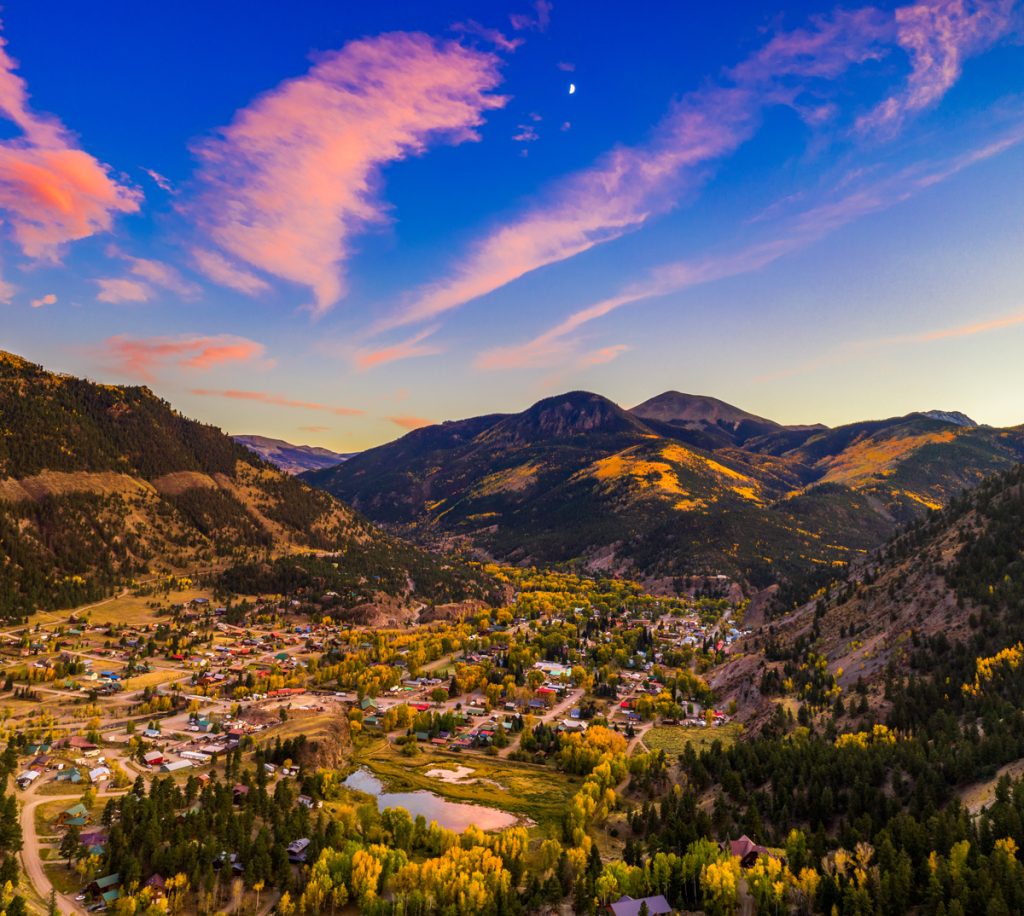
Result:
[353, 327, 443, 370]
[477, 121, 1024, 370]
[387, 414, 433, 431]
[189, 31, 505, 315]
[191, 388, 364, 416]
[103, 334, 266, 380]
[380, 7, 896, 332]
[0, 22, 140, 259]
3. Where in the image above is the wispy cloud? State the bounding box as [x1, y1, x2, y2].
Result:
[103, 334, 267, 380]
[857, 0, 1015, 135]
[577, 344, 630, 367]
[96, 246, 200, 303]
[299, 425, 330, 433]
[189, 32, 505, 316]
[353, 327, 442, 370]
[190, 388, 364, 416]
[380, 8, 895, 332]
[478, 122, 1024, 371]
[387, 414, 433, 431]
[0, 22, 140, 259]
[191, 247, 269, 296]
[510, 1, 552, 33]
[452, 20, 523, 52]
[759, 307, 1024, 383]
[144, 168, 173, 193]
[95, 278, 151, 303]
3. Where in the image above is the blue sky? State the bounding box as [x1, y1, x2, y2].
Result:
[2, 1, 1023, 450]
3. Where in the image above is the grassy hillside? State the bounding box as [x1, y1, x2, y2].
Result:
[0, 350, 493, 620]
[304, 390, 1024, 586]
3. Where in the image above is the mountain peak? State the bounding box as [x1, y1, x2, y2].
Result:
[233, 435, 353, 474]
[483, 391, 650, 446]
[630, 391, 778, 429]
[920, 410, 978, 427]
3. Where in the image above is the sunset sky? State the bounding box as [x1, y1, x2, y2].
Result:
[2, 1, 1023, 451]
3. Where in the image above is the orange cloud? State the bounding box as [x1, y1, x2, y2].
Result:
[191, 388, 363, 416]
[388, 414, 433, 431]
[0, 26, 140, 259]
[30, 292, 56, 308]
[577, 344, 630, 367]
[353, 327, 442, 370]
[299, 425, 330, 433]
[190, 32, 505, 315]
[103, 334, 266, 380]
[857, 0, 1014, 135]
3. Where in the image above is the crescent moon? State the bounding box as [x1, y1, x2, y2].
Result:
[569, 83, 576, 95]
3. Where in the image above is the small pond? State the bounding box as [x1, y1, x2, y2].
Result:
[343, 768, 518, 832]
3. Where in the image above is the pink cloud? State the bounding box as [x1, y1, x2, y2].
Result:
[299, 425, 330, 433]
[144, 168, 173, 192]
[191, 388, 363, 416]
[452, 20, 524, 52]
[387, 414, 433, 431]
[95, 277, 151, 303]
[510, 1, 552, 32]
[191, 247, 269, 296]
[478, 122, 1024, 371]
[103, 334, 266, 380]
[577, 344, 630, 367]
[99, 246, 199, 302]
[857, 0, 1015, 134]
[30, 292, 56, 308]
[381, 9, 896, 332]
[513, 124, 539, 142]
[189, 32, 505, 315]
[0, 24, 140, 259]
[557, 61, 576, 72]
[353, 327, 442, 370]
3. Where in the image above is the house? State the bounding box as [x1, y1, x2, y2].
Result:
[88, 766, 111, 783]
[143, 751, 164, 767]
[87, 873, 120, 897]
[232, 784, 250, 804]
[722, 834, 774, 868]
[360, 696, 378, 712]
[607, 896, 673, 916]
[67, 736, 99, 755]
[57, 803, 91, 827]
[144, 874, 166, 896]
[160, 759, 193, 774]
[16, 770, 40, 789]
[287, 838, 310, 863]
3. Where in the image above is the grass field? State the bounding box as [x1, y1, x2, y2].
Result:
[642, 721, 743, 755]
[83, 588, 212, 626]
[354, 738, 577, 834]
[122, 668, 185, 691]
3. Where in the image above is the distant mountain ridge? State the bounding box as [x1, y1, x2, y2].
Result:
[303, 389, 1024, 586]
[233, 435, 353, 474]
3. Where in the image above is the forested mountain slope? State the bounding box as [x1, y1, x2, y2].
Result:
[304, 390, 1024, 586]
[0, 351, 491, 621]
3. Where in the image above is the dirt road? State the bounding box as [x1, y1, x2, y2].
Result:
[18, 781, 128, 916]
